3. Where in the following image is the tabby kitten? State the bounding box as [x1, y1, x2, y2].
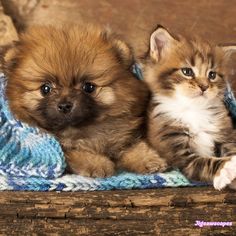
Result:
[142, 25, 236, 190]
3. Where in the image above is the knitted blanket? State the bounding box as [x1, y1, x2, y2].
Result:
[0, 72, 235, 191]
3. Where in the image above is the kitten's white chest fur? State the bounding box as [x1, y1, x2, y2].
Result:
[153, 93, 224, 157]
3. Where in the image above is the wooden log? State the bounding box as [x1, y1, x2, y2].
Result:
[0, 187, 235, 235]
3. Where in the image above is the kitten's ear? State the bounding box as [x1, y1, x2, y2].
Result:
[149, 25, 178, 62]
[220, 44, 236, 57]
[0, 41, 20, 73]
[101, 30, 134, 68]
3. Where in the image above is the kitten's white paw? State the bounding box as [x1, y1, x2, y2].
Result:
[213, 156, 236, 190]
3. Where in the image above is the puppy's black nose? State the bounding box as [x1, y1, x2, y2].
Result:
[58, 102, 73, 113]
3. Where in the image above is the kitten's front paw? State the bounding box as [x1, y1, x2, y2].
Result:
[213, 156, 236, 190]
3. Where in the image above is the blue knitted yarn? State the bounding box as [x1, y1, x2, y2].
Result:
[0, 170, 205, 191]
[225, 82, 236, 123]
[0, 74, 66, 179]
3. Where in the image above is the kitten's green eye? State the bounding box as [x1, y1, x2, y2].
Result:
[208, 71, 216, 81]
[181, 68, 194, 77]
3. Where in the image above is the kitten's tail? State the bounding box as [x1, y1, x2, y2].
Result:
[182, 156, 236, 190]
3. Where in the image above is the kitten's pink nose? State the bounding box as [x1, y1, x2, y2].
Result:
[198, 84, 209, 92]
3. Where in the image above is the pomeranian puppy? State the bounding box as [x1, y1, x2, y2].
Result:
[2, 24, 167, 177]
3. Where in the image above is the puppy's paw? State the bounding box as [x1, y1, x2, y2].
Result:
[82, 159, 115, 178]
[66, 150, 116, 178]
[132, 143, 168, 174]
[131, 151, 168, 174]
[141, 155, 168, 174]
[118, 141, 168, 174]
[73, 158, 115, 178]
[213, 156, 236, 190]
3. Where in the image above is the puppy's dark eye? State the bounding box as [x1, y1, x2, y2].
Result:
[208, 71, 216, 81]
[181, 68, 194, 77]
[41, 83, 52, 95]
[82, 82, 96, 93]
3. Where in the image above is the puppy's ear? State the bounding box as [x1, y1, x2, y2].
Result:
[0, 41, 20, 73]
[149, 25, 178, 62]
[101, 30, 134, 68]
[111, 38, 134, 67]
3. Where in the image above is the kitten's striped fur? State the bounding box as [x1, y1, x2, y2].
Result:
[142, 25, 236, 190]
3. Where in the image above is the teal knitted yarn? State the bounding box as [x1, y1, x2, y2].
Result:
[0, 74, 66, 179]
[225, 82, 236, 123]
